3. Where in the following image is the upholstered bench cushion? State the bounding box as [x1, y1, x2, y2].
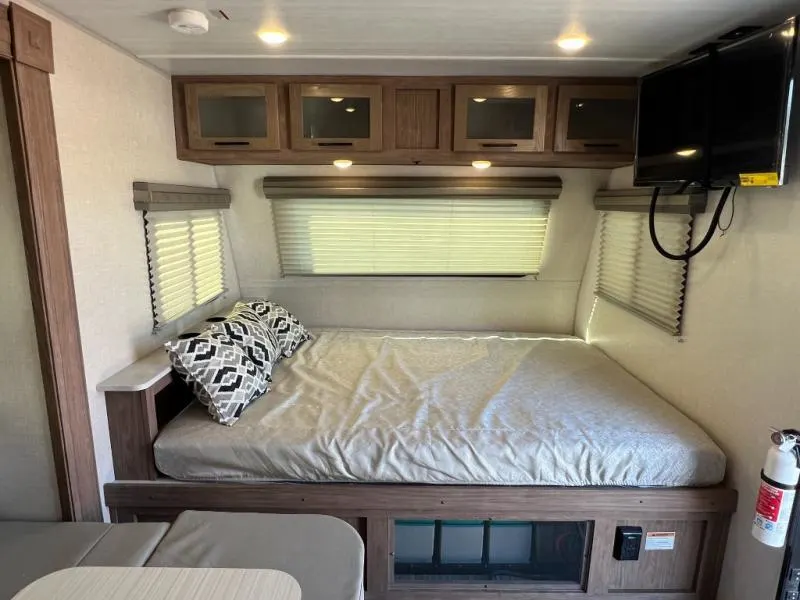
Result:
[0, 522, 168, 600]
[146, 511, 364, 600]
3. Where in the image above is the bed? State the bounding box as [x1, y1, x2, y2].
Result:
[154, 329, 725, 487]
[100, 328, 736, 600]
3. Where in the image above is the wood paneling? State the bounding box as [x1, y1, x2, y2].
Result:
[695, 515, 731, 600]
[104, 480, 737, 517]
[9, 4, 53, 73]
[394, 90, 440, 150]
[1, 58, 101, 520]
[0, 6, 11, 59]
[105, 387, 161, 481]
[586, 519, 616, 595]
[367, 517, 391, 598]
[608, 520, 705, 592]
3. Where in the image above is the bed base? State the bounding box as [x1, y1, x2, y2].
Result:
[105, 480, 735, 600]
[102, 369, 736, 599]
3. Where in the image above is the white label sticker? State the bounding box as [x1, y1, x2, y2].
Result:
[645, 531, 675, 551]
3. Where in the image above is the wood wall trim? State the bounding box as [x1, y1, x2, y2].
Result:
[9, 3, 53, 74]
[0, 3, 102, 521]
[106, 389, 160, 481]
[105, 480, 738, 516]
[0, 5, 11, 59]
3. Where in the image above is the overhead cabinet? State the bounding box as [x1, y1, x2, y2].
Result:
[173, 77, 637, 167]
[554, 85, 637, 153]
[290, 83, 383, 151]
[391, 86, 451, 152]
[184, 83, 281, 151]
[453, 84, 549, 152]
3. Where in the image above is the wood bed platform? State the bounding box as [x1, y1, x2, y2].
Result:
[100, 348, 737, 600]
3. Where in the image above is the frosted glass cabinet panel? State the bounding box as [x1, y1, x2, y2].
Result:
[453, 85, 549, 152]
[554, 85, 636, 153]
[185, 83, 280, 151]
[290, 83, 383, 151]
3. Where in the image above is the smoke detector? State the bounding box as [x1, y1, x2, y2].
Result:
[168, 9, 209, 35]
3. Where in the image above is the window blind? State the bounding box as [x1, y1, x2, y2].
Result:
[144, 210, 226, 328]
[596, 211, 691, 335]
[271, 197, 551, 276]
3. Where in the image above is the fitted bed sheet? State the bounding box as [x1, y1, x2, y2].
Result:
[154, 330, 726, 486]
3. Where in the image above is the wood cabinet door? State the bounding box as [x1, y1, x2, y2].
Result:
[391, 87, 451, 152]
[184, 83, 280, 151]
[290, 83, 383, 151]
[453, 85, 549, 152]
[554, 85, 636, 153]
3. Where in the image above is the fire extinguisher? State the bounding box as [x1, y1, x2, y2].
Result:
[753, 429, 800, 548]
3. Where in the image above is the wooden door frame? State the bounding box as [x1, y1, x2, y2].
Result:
[0, 3, 101, 521]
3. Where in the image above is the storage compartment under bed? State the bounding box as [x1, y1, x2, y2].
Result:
[394, 519, 589, 584]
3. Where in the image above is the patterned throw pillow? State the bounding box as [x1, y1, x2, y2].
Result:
[209, 305, 281, 381]
[236, 300, 311, 358]
[165, 330, 268, 425]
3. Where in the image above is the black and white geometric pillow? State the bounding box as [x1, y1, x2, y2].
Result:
[165, 330, 268, 426]
[236, 300, 312, 358]
[209, 305, 281, 381]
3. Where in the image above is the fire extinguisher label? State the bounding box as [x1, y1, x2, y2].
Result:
[755, 482, 784, 522]
[754, 479, 795, 540]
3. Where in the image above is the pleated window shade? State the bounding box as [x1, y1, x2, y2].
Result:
[597, 211, 692, 335]
[271, 197, 551, 276]
[144, 210, 226, 328]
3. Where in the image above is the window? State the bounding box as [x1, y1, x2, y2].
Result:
[144, 210, 226, 328]
[596, 211, 691, 335]
[271, 197, 551, 276]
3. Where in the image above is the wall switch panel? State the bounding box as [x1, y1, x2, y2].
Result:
[613, 526, 643, 561]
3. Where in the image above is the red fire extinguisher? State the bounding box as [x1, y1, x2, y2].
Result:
[753, 429, 800, 548]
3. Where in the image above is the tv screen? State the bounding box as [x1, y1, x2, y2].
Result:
[635, 54, 712, 186]
[710, 21, 797, 185]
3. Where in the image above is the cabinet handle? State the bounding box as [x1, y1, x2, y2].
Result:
[213, 141, 251, 146]
[316, 142, 354, 147]
[583, 142, 621, 149]
[480, 143, 518, 148]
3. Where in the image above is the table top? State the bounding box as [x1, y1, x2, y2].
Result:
[12, 568, 301, 600]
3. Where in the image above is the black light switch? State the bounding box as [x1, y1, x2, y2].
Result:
[613, 526, 642, 561]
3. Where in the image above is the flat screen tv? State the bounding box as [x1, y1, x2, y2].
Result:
[634, 54, 712, 186]
[710, 20, 798, 186]
[635, 17, 799, 187]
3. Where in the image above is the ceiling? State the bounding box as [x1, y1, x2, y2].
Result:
[40, 0, 799, 76]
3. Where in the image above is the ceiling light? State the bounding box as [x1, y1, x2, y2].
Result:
[473, 97, 487, 103]
[258, 30, 289, 46]
[330, 97, 344, 103]
[472, 160, 492, 170]
[345, 107, 356, 113]
[675, 149, 697, 157]
[333, 159, 353, 169]
[557, 35, 589, 51]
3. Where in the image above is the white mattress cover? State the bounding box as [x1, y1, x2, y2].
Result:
[154, 330, 726, 487]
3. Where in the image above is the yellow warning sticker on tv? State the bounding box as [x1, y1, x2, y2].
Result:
[740, 172, 780, 187]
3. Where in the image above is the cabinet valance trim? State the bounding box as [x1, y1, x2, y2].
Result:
[262, 176, 563, 199]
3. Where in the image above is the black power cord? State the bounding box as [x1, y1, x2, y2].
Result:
[648, 186, 733, 261]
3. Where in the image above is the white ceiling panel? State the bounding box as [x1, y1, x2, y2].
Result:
[39, 0, 800, 75]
